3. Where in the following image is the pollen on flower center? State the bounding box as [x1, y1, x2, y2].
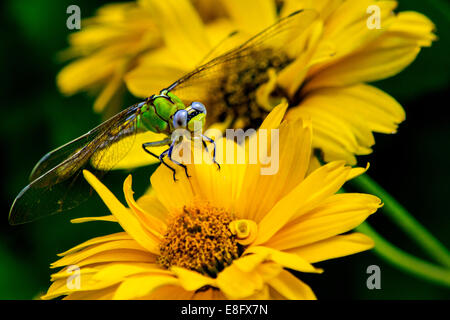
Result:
[157, 203, 240, 277]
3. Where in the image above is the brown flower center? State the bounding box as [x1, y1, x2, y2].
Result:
[157, 203, 241, 277]
[206, 48, 293, 129]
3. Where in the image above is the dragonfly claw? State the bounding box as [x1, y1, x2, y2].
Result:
[183, 168, 192, 179]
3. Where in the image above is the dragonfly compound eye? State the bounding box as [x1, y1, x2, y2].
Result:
[190, 101, 206, 115]
[173, 110, 188, 129]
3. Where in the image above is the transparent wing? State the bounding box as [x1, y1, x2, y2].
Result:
[195, 30, 240, 66]
[165, 10, 318, 126]
[9, 104, 142, 225]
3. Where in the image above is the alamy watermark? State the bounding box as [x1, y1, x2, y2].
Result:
[367, 5, 381, 29]
[366, 265, 381, 289]
[66, 5, 81, 30]
[66, 265, 81, 290]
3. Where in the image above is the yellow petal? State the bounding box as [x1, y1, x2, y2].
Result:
[237, 118, 313, 222]
[63, 286, 116, 300]
[147, 285, 194, 299]
[304, 34, 423, 90]
[136, 190, 169, 222]
[70, 215, 117, 224]
[254, 161, 351, 244]
[219, 0, 277, 34]
[287, 232, 375, 263]
[232, 252, 269, 273]
[123, 175, 166, 236]
[83, 170, 160, 253]
[257, 262, 284, 283]
[309, 0, 397, 71]
[203, 18, 240, 59]
[241, 285, 271, 300]
[322, 0, 396, 35]
[246, 246, 321, 274]
[281, 0, 342, 21]
[267, 193, 381, 250]
[216, 262, 264, 299]
[192, 288, 215, 300]
[113, 274, 179, 299]
[258, 102, 288, 131]
[287, 104, 362, 164]
[311, 132, 361, 164]
[141, 0, 210, 66]
[92, 263, 171, 283]
[268, 270, 316, 300]
[57, 54, 118, 95]
[51, 239, 147, 268]
[65, 248, 156, 267]
[287, 84, 405, 163]
[151, 137, 243, 214]
[150, 163, 195, 213]
[57, 232, 132, 256]
[46, 263, 166, 299]
[125, 47, 187, 97]
[50, 266, 97, 281]
[314, 84, 404, 133]
[92, 67, 124, 113]
[347, 163, 370, 181]
[68, 3, 156, 50]
[62, 286, 117, 300]
[163, 137, 242, 213]
[185, 160, 243, 213]
[277, 20, 324, 97]
[387, 11, 436, 46]
[233, 103, 288, 217]
[41, 279, 87, 300]
[171, 267, 216, 291]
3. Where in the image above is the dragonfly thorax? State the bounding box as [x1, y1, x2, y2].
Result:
[137, 92, 184, 134]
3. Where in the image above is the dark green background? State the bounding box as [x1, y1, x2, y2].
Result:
[0, 0, 449, 299]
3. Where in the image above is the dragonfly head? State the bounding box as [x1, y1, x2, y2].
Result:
[187, 101, 206, 132]
[172, 101, 206, 133]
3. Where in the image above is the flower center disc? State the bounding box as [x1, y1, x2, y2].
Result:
[157, 203, 240, 277]
[209, 48, 292, 129]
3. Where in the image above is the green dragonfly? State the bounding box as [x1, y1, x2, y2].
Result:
[9, 10, 317, 225]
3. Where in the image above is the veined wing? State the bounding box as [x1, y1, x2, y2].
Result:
[164, 10, 318, 127]
[9, 103, 142, 225]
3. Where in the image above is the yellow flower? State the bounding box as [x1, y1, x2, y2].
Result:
[56, 0, 227, 115]
[57, 2, 160, 114]
[124, 0, 435, 165]
[42, 105, 381, 300]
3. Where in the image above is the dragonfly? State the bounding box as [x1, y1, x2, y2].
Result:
[9, 9, 317, 225]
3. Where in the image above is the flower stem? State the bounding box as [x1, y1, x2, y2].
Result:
[349, 173, 450, 268]
[356, 222, 450, 288]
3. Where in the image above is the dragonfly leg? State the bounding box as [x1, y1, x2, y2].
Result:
[159, 149, 180, 181]
[167, 141, 191, 179]
[202, 135, 220, 170]
[202, 140, 209, 153]
[142, 138, 171, 148]
[142, 140, 178, 181]
[193, 135, 210, 154]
